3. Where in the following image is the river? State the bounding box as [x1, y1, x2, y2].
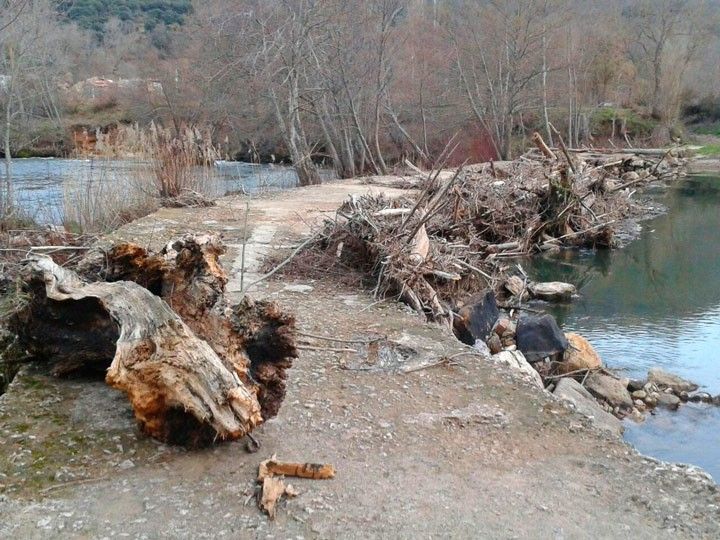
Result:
[3, 158, 302, 223]
[522, 174, 720, 479]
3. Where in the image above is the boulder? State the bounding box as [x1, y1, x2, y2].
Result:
[558, 333, 602, 374]
[647, 368, 699, 394]
[585, 373, 633, 411]
[516, 314, 569, 363]
[454, 290, 500, 345]
[553, 378, 623, 436]
[491, 350, 544, 389]
[655, 393, 681, 410]
[528, 281, 576, 302]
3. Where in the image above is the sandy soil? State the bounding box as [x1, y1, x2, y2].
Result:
[1, 177, 719, 539]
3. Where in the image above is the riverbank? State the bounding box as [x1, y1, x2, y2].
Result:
[1, 175, 719, 537]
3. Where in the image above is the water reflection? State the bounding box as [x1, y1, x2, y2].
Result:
[523, 174, 720, 479]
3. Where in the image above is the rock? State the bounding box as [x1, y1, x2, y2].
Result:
[118, 459, 135, 470]
[487, 334, 503, 354]
[472, 339, 491, 356]
[528, 281, 576, 302]
[632, 390, 647, 400]
[655, 393, 681, 410]
[688, 392, 713, 404]
[644, 394, 658, 407]
[553, 378, 623, 436]
[454, 290, 500, 345]
[585, 373, 633, 411]
[516, 314, 569, 363]
[648, 368, 699, 394]
[492, 318, 512, 337]
[491, 350, 544, 389]
[557, 333, 602, 374]
[628, 379, 646, 392]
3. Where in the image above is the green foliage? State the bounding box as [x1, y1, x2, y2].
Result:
[696, 144, 720, 157]
[57, 0, 192, 35]
[690, 123, 720, 137]
[590, 107, 657, 138]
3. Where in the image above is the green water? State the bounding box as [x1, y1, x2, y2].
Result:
[523, 174, 720, 480]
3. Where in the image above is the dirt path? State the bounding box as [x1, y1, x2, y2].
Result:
[1, 178, 719, 539]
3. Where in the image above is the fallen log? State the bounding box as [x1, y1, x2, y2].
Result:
[11, 235, 297, 446]
[80, 235, 297, 419]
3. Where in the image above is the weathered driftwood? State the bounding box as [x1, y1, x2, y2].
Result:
[13, 235, 297, 446]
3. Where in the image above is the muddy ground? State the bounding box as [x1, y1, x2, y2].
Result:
[1, 178, 719, 539]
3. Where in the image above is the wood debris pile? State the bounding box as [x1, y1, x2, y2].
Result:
[299, 141, 687, 326]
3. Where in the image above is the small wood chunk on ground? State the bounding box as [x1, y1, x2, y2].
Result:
[257, 456, 335, 519]
[260, 477, 298, 519]
[258, 458, 336, 480]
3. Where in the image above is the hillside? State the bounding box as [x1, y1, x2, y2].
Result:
[58, 0, 192, 33]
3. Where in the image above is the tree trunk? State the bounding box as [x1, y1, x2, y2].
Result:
[13, 235, 297, 446]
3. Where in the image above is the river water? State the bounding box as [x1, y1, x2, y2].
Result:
[522, 174, 720, 479]
[3, 158, 301, 222]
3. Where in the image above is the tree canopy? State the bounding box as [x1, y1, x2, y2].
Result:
[57, 0, 192, 34]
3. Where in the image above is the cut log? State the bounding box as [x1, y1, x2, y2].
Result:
[258, 458, 336, 480]
[12, 235, 298, 447]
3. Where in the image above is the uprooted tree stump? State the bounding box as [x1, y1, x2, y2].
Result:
[11, 235, 297, 447]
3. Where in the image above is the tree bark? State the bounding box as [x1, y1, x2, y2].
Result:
[13, 235, 297, 446]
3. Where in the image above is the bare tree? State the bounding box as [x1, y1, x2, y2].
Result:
[0, 0, 68, 215]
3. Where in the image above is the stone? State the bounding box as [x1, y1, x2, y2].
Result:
[553, 378, 623, 436]
[655, 393, 681, 410]
[472, 340, 491, 356]
[688, 392, 713, 404]
[528, 281, 576, 302]
[585, 373, 633, 411]
[558, 333, 602, 374]
[487, 334, 503, 354]
[632, 390, 647, 400]
[647, 368, 698, 394]
[454, 290, 500, 345]
[516, 314, 569, 363]
[491, 350, 544, 389]
[492, 318, 512, 337]
[502, 320, 517, 337]
[644, 394, 658, 407]
[628, 379, 646, 392]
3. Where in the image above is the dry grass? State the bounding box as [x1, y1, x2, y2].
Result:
[65, 124, 221, 233]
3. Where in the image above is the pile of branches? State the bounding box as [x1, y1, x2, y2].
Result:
[299, 137, 686, 325]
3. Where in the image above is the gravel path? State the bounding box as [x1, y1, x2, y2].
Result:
[1, 178, 718, 539]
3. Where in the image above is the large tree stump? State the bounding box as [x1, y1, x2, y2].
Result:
[12, 235, 297, 447]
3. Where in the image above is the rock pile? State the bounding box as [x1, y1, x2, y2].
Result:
[454, 290, 719, 435]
